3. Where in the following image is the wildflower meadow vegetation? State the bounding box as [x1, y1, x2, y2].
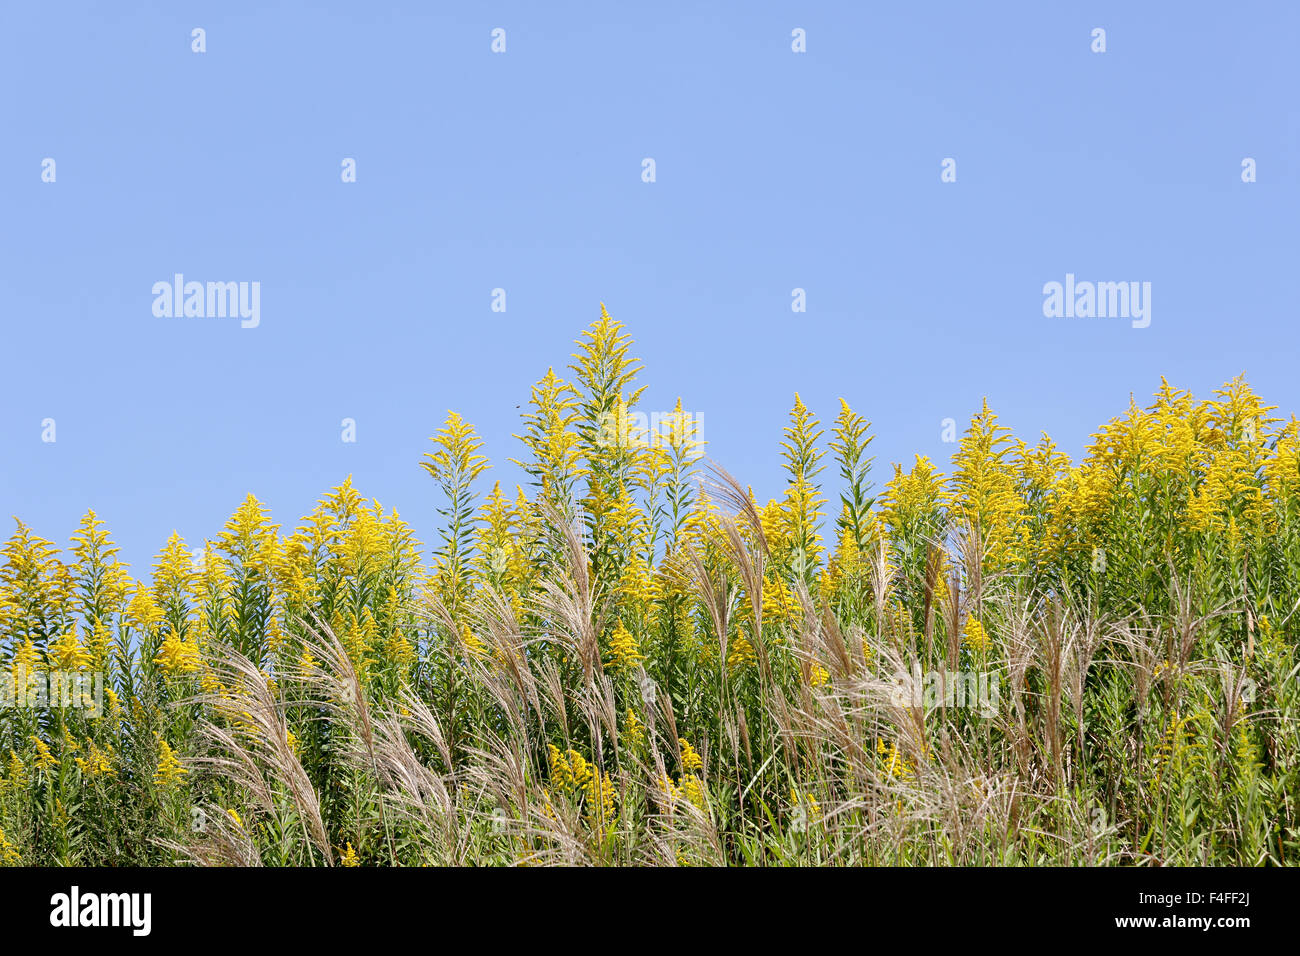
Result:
[2, 307, 1297, 867]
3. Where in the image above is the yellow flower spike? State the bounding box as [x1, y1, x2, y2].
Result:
[680, 775, 707, 810]
[588, 772, 617, 824]
[546, 744, 571, 793]
[606, 619, 645, 672]
[790, 787, 822, 824]
[878, 740, 913, 780]
[422, 410, 490, 605]
[13, 638, 41, 674]
[383, 627, 416, 668]
[0, 826, 22, 865]
[459, 624, 488, 660]
[336, 608, 374, 684]
[47, 630, 93, 672]
[153, 738, 187, 788]
[154, 631, 201, 675]
[124, 581, 164, 633]
[727, 632, 757, 671]
[567, 750, 593, 792]
[1, 521, 73, 624]
[617, 560, 660, 616]
[660, 775, 683, 804]
[93, 741, 114, 777]
[879, 456, 946, 561]
[474, 482, 517, 582]
[265, 616, 287, 658]
[85, 619, 111, 667]
[512, 369, 584, 510]
[74, 741, 115, 779]
[946, 399, 1026, 573]
[6, 752, 27, 788]
[623, 708, 646, 751]
[298, 648, 318, 673]
[30, 737, 59, 773]
[216, 495, 280, 580]
[780, 394, 828, 569]
[152, 530, 194, 611]
[198, 664, 224, 696]
[962, 615, 990, 654]
[678, 738, 703, 774]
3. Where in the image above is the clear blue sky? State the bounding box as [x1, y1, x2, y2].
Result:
[2, 1, 1297, 576]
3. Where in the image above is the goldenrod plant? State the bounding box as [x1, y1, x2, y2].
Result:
[1, 306, 1297, 866]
